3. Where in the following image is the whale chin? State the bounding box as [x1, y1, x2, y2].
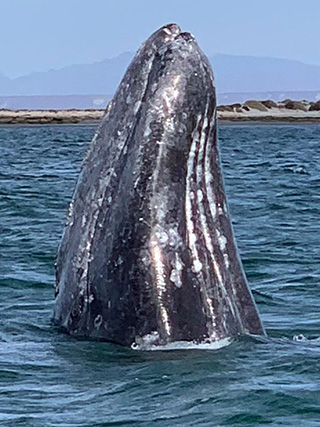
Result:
[52, 24, 265, 347]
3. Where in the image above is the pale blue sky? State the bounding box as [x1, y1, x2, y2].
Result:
[1, 0, 319, 77]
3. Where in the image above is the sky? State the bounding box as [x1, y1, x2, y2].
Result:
[1, 0, 319, 78]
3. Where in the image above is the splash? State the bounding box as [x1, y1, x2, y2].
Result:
[131, 335, 233, 351]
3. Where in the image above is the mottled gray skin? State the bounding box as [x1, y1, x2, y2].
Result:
[53, 24, 265, 347]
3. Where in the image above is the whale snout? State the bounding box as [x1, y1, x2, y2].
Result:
[160, 23, 181, 36]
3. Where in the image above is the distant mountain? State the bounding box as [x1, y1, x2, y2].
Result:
[1, 91, 319, 111]
[0, 52, 133, 96]
[0, 94, 113, 110]
[1, 53, 319, 104]
[0, 72, 9, 87]
[212, 54, 320, 93]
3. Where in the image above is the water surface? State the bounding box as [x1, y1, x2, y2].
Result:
[0, 123, 319, 426]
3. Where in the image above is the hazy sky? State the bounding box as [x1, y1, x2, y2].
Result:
[1, 0, 319, 77]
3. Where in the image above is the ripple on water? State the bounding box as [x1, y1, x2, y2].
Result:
[0, 123, 319, 426]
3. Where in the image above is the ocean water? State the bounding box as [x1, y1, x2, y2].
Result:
[0, 123, 319, 426]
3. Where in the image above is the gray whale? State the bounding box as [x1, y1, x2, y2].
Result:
[53, 24, 265, 347]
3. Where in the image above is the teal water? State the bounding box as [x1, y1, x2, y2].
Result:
[0, 123, 319, 426]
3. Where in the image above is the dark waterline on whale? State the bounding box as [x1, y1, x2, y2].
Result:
[0, 123, 319, 426]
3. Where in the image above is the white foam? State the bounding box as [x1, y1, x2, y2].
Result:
[293, 334, 320, 343]
[132, 337, 233, 352]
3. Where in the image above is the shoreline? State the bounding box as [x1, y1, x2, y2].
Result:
[1, 100, 320, 124]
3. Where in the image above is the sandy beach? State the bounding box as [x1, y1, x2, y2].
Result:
[0, 100, 319, 124]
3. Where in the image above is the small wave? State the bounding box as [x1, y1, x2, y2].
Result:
[285, 165, 309, 175]
[252, 289, 283, 305]
[0, 277, 51, 289]
[293, 334, 320, 343]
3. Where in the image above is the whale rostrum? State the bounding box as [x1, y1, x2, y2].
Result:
[53, 24, 265, 347]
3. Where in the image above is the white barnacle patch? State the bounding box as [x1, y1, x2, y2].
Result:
[152, 197, 167, 222]
[170, 253, 183, 288]
[143, 123, 151, 137]
[141, 251, 151, 267]
[224, 253, 230, 268]
[197, 189, 203, 203]
[217, 203, 224, 216]
[116, 255, 124, 266]
[66, 202, 74, 226]
[133, 101, 141, 114]
[162, 75, 181, 115]
[158, 230, 168, 246]
[94, 314, 103, 328]
[168, 227, 182, 249]
[175, 256, 183, 271]
[150, 81, 158, 94]
[218, 234, 227, 252]
[170, 269, 181, 287]
[192, 259, 203, 274]
[67, 202, 74, 218]
[106, 101, 113, 113]
[210, 201, 217, 217]
[188, 42, 194, 52]
[206, 297, 217, 329]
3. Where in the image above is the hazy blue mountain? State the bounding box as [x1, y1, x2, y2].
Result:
[0, 94, 113, 110]
[0, 52, 133, 96]
[0, 53, 319, 102]
[0, 72, 9, 87]
[213, 54, 320, 93]
[1, 91, 320, 110]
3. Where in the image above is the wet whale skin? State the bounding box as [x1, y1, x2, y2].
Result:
[53, 24, 265, 347]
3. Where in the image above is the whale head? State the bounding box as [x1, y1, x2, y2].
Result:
[53, 24, 265, 347]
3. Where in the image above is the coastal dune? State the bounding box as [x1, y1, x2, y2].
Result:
[218, 99, 320, 122]
[0, 100, 320, 124]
